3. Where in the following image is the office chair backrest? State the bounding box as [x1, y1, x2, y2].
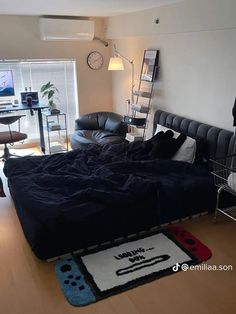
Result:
[0, 114, 27, 160]
[0, 115, 25, 126]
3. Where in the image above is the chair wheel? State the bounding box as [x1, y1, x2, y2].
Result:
[213, 217, 218, 223]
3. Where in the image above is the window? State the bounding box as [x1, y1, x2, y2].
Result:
[0, 59, 78, 141]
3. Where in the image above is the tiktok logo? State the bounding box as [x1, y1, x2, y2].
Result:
[172, 263, 180, 272]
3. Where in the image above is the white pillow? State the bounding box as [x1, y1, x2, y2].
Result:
[227, 173, 236, 191]
[154, 124, 196, 163]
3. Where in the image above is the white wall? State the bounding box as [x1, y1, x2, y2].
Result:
[0, 15, 113, 115]
[106, 0, 236, 138]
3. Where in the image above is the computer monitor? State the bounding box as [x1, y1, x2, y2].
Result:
[21, 91, 39, 104]
[0, 70, 15, 97]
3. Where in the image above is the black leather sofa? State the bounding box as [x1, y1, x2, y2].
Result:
[70, 111, 128, 149]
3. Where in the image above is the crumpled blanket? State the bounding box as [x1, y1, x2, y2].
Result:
[0, 177, 5, 197]
[4, 142, 215, 227]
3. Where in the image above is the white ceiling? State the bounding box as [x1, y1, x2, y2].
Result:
[0, 0, 184, 17]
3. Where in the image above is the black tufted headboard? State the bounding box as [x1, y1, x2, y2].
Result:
[153, 110, 234, 159]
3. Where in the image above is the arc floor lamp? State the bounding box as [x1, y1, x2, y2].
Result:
[108, 45, 135, 104]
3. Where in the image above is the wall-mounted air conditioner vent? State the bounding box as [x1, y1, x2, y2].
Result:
[40, 18, 95, 41]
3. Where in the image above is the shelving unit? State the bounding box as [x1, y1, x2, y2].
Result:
[125, 50, 159, 142]
[42, 111, 68, 154]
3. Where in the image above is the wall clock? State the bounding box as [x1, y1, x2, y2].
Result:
[87, 51, 104, 70]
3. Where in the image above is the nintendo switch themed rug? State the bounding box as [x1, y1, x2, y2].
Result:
[55, 226, 211, 306]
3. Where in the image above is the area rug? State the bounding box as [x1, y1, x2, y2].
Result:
[55, 226, 212, 306]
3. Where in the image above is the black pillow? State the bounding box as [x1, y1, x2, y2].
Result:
[194, 138, 209, 164]
[150, 132, 187, 159]
[157, 124, 209, 164]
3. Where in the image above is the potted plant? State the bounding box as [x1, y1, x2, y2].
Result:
[40, 81, 60, 113]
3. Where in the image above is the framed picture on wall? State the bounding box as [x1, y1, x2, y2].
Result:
[140, 50, 159, 82]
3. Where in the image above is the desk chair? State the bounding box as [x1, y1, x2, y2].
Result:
[0, 115, 27, 161]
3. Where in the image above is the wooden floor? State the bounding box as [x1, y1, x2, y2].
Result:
[0, 155, 236, 314]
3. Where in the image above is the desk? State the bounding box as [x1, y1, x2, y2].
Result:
[0, 103, 48, 153]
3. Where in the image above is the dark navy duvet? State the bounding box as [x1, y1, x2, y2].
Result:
[4, 143, 216, 259]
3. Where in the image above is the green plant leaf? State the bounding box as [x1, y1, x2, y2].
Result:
[40, 81, 58, 106]
[42, 91, 49, 98]
[48, 90, 55, 99]
[40, 85, 46, 92]
[40, 81, 54, 92]
[40, 82, 49, 92]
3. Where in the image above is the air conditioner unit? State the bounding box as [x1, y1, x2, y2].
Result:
[39, 18, 95, 41]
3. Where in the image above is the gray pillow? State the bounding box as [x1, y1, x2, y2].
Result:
[105, 116, 122, 133]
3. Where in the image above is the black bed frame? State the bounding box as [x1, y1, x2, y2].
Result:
[8, 110, 235, 260]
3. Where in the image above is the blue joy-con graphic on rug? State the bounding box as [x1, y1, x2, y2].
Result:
[55, 256, 96, 306]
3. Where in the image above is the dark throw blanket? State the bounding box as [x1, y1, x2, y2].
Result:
[4, 142, 215, 221]
[0, 177, 5, 197]
[3, 142, 216, 259]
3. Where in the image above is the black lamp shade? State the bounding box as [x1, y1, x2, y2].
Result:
[232, 97, 236, 127]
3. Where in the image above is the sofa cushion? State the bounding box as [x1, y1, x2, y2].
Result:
[75, 114, 99, 130]
[97, 112, 108, 129]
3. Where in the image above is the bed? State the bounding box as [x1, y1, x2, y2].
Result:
[3, 110, 234, 260]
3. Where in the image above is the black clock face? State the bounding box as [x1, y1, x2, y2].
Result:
[87, 51, 104, 70]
